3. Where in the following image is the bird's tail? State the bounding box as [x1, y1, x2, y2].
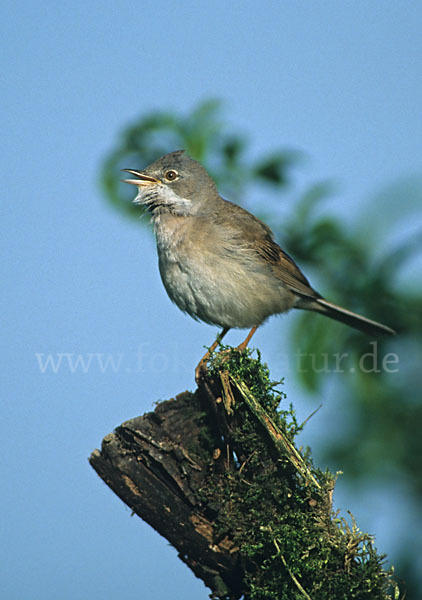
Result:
[298, 297, 396, 337]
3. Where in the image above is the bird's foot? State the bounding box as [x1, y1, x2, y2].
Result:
[195, 329, 257, 383]
[236, 325, 258, 352]
[195, 327, 230, 384]
[196, 347, 241, 383]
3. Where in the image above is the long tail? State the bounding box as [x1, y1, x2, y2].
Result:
[298, 298, 396, 337]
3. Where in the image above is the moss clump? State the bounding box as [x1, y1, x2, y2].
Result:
[200, 347, 399, 600]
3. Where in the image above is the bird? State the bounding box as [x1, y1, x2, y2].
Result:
[122, 150, 395, 374]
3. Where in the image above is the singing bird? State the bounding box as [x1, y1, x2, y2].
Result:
[123, 151, 395, 369]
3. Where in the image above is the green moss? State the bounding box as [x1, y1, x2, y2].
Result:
[201, 348, 399, 600]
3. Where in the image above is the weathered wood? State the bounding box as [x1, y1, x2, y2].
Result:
[89, 386, 244, 599]
[90, 358, 398, 600]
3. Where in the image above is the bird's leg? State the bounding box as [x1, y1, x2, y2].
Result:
[195, 327, 230, 382]
[209, 326, 230, 354]
[236, 325, 258, 352]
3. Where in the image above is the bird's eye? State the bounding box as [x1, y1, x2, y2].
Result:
[164, 169, 178, 182]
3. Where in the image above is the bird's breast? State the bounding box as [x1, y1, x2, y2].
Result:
[153, 214, 296, 328]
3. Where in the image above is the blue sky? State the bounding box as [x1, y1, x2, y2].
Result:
[2, 2, 422, 598]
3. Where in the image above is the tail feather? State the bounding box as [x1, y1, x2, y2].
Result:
[298, 298, 396, 337]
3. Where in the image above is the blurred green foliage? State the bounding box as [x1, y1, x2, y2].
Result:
[101, 99, 300, 217]
[100, 100, 422, 596]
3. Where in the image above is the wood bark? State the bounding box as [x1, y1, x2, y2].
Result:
[90, 368, 397, 600]
[90, 382, 244, 599]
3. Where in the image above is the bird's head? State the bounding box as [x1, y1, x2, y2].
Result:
[122, 150, 218, 217]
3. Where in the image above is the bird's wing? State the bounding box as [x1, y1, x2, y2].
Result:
[253, 237, 320, 300]
[213, 199, 319, 299]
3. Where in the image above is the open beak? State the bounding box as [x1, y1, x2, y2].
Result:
[121, 169, 160, 186]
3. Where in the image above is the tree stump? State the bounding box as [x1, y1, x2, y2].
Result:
[89, 351, 398, 600]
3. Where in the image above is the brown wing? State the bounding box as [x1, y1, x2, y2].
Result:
[214, 199, 320, 300]
[254, 238, 320, 300]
